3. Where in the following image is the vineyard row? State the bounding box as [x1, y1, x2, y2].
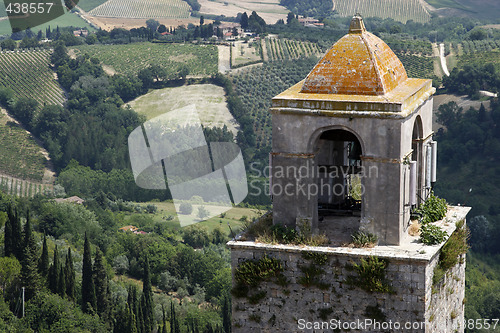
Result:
[0, 175, 53, 198]
[334, 0, 430, 23]
[89, 0, 190, 19]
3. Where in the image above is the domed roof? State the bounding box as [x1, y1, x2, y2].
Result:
[300, 15, 408, 96]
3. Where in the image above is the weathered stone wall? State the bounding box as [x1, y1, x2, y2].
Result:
[230, 242, 465, 333]
[425, 253, 466, 332]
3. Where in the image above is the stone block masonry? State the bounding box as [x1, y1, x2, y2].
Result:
[228, 206, 469, 333]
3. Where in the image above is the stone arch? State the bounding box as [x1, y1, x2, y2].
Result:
[310, 126, 364, 244]
[308, 124, 366, 155]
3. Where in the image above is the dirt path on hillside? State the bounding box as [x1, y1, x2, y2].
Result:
[261, 38, 268, 62]
[432, 43, 443, 78]
[439, 43, 450, 76]
[218, 45, 230, 73]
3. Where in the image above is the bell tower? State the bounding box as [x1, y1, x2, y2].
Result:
[270, 15, 435, 245]
[229, 16, 469, 333]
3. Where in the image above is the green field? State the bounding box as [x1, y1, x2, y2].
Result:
[398, 54, 435, 79]
[426, 0, 500, 20]
[71, 42, 218, 77]
[78, 0, 109, 12]
[425, 0, 470, 10]
[0, 11, 94, 35]
[124, 200, 264, 234]
[88, 0, 190, 19]
[126, 84, 239, 135]
[264, 37, 322, 61]
[334, 0, 431, 23]
[456, 50, 500, 71]
[0, 111, 48, 181]
[460, 40, 500, 55]
[0, 50, 65, 107]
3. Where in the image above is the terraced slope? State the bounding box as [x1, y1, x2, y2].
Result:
[89, 0, 190, 18]
[0, 50, 65, 107]
[334, 0, 431, 23]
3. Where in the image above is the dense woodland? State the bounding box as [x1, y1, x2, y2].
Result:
[0, 11, 499, 332]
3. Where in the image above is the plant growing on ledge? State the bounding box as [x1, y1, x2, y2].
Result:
[420, 223, 448, 245]
[232, 256, 288, 304]
[241, 212, 329, 246]
[417, 192, 448, 224]
[416, 192, 449, 245]
[350, 231, 378, 248]
[346, 256, 393, 293]
[433, 220, 469, 286]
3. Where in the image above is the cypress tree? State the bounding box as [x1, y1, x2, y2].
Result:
[129, 304, 138, 333]
[162, 304, 167, 333]
[222, 296, 231, 333]
[137, 299, 145, 333]
[170, 302, 180, 333]
[48, 245, 59, 294]
[20, 213, 40, 300]
[57, 264, 66, 298]
[128, 285, 141, 333]
[65, 247, 75, 300]
[141, 256, 154, 333]
[38, 235, 49, 278]
[4, 204, 13, 257]
[82, 233, 96, 313]
[12, 208, 23, 260]
[204, 323, 214, 333]
[94, 248, 109, 318]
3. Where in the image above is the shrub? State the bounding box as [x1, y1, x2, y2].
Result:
[179, 202, 193, 215]
[159, 271, 177, 292]
[351, 231, 378, 248]
[232, 256, 287, 303]
[197, 205, 210, 220]
[420, 223, 448, 245]
[183, 225, 211, 248]
[439, 220, 469, 270]
[145, 204, 157, 214]
[347, 256, 393, 293]
[418, 192, 447, 224]
[433, 220, 469, 285]
[112, 255, 129, 275]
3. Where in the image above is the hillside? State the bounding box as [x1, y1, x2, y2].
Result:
[77, 0, 109, 11]
[426, 0, 500, 21]
[0, 109, 54, 189]
[198, 0, 289, 24]
[88, 0, 190, 19]
[334, 0, 431, 23]
[0, 50, 65, 107]
[71, 42, 218, 76]
[126, 84, 240, 136]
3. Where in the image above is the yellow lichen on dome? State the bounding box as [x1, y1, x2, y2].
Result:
[300, 15, 408, 96]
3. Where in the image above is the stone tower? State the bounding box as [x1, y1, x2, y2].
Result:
[270, 15, 435, 246]
[229, 15, 469, 332]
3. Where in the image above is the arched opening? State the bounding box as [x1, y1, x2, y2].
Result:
[412, 116, 423, 206]
[314, 129, 363, 217]
[313, 128, 363, 245]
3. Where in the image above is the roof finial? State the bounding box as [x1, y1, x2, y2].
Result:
[349, 14, 366, 34]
